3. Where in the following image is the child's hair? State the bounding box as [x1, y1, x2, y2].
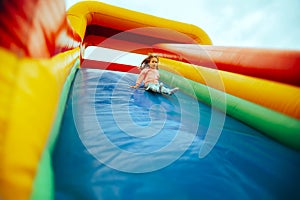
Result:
[139, 55, 159, 70]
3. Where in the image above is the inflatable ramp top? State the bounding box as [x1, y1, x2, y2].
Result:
[0, 1, 299, 200]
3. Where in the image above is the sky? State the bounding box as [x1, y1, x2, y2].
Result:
[65, 0, 300, 50]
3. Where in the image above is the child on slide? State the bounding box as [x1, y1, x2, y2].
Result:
[130, 55, 179, 95]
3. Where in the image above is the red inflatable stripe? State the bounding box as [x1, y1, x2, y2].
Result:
[153, 44, 300, 86]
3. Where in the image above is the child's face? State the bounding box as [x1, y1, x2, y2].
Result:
[149, 57, 158, 69]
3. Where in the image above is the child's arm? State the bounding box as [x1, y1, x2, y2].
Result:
[130, 69, 147, 88]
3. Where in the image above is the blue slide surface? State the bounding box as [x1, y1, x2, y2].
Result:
[52, 68, 300, 199]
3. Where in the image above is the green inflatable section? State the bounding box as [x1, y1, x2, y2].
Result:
[30, 60, 79, 200]
[160, 69, 300, 151]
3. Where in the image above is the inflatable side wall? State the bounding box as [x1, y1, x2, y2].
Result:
[0, 0, 80, 199]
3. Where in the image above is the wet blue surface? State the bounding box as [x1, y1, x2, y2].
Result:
[52, 68, 300, 200]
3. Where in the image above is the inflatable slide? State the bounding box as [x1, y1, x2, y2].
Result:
[0, 1, 299, 199]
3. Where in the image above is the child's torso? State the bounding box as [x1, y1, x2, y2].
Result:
[143, 68, 159, 85]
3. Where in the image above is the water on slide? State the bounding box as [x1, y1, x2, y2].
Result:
[52, 68, 300, 199]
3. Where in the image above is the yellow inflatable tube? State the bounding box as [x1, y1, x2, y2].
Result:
[0, 47, 79, 200]
[159, 58, 300, 119]
[67, 1, 212, 45]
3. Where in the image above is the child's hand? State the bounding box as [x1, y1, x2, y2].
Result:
[130, 85, 137, 89]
